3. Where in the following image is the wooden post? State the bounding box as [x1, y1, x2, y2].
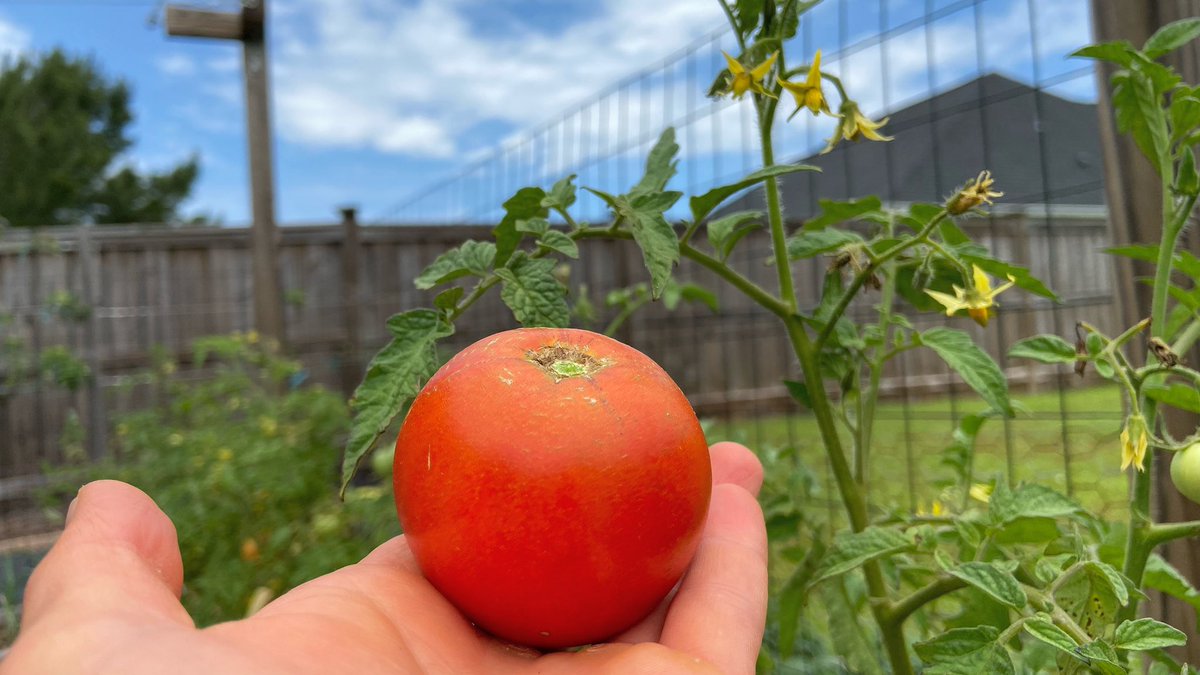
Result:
[340, 207, 363, 396]
[1091, 0, 1200, 659]
[77, 225, 107, 461]
[165, 0, 285, 347]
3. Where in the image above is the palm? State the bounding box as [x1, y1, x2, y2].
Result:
[2, 443, 765, 675]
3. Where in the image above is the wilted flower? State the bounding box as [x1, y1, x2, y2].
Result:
[1121, 414, 1150, 473]
[924, 265, 1016, 327]
[948, 171, 1003, 215]
[721, 50, 779, 99]
[822, 101, 892, 153]
[779, 50, 830, 118]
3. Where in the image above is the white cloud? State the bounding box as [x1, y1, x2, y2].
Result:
[268, 0, 725, 158]
[156, 53, 196, 76]
[0, 14, 30, 62]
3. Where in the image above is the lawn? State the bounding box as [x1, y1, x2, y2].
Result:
[705, 383, 1128, 520]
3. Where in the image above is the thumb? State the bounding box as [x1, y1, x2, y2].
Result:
[18, 480, 191, 632]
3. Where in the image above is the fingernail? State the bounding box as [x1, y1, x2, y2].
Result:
[65, 486, 83, 524]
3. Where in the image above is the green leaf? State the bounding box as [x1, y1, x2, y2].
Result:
[1144, 18, 1200, 58]
[688, 164, 818, 224]
[919, 328, 1013, 416]
[784, 379, 812, 408]
[1178, 147, 1200, 197]
[1074, 640, 1125, 675]
[631, 190, 683, 213]
[1144, 554, 1200, 626]
[515, 217, 550, 235]
[1144, 382, 1200, 414]
[961, 253, 1058, 301]
[786, 228, 864, 260]
[989, 483, 1082, 524]
[414, 240, 497, 290]
[811, 526, 913, 584]
[630, 128, 679, 197]
[948, 561, 1027, 609]
[433, 287, 463, 314]
[1008, 335, 1077, 364]
[1114, 618, 1187, 651]
[1056, 562, 1129, 643]
[584, 186, 620, 210]
[536, 230, 579, 259]
[627, 209, 680, 298]
[494, 187, 548, 267]
[494, 255, 570, 328]
[1170, 94, 1200, 145]
[662, 281, 718, 312]
[913, 626, 1014, 675]
[1115, 69, 1170, 175]
[542, 174, 577, 211]
[1023, 614, 1081, 654]
[777, 539, 826, 659]
[341, 309, 453, 495]
[1086, 332, 1116, 378]
[1071, 41, 1136, 67]
[803, 196, 883, 231]
[706, 210, 763, 261]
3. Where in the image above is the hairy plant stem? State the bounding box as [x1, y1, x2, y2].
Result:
[1119, 178, 1192, 625]
[755, 95, 914, 675]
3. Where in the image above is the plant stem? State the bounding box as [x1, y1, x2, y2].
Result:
[882, 574, 968, 626]
[1146, 519, 1200, 547]
[759, 116, 797, 313]
[602, 297, 649, 337]
[815, 212, 948, 349]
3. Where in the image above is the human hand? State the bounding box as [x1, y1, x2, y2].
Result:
[2, 442, 766, 674]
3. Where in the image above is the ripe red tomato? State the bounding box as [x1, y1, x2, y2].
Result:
[393, 327, 711, 649]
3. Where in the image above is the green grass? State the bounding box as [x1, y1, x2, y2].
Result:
[706, 383, 1128, 519]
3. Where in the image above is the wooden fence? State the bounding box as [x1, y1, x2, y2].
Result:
[0, 206, 1120, 511]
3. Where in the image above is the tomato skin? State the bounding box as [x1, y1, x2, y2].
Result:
[393, 327, 711, 649]
[1171, 443, 1200, 504]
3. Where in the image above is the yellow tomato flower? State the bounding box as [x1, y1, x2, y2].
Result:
[822, 101, 893, 154]
[969, 483, 992, 503]
[721, 50, 779, 99]
[917, 499, 947, 517]
[924, 265, 1016, 327]
[217, 447, 233, 462]
[948, 171, 1004, 215]
[779, 50, 830, 118]
[1120, 414, 1150, 473]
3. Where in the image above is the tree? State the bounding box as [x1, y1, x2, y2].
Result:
[0, 49, 200, 226]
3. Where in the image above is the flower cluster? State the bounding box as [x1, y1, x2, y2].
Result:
[719, 49, 891, 151]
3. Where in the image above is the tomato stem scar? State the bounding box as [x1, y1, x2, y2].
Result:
[526, 344, 610, 382]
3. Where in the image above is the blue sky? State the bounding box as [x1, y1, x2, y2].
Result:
[0, 0, 1093, 225]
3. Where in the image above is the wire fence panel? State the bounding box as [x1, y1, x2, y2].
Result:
[0, 0, 1125, 535]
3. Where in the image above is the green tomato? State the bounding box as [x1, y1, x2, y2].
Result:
[1170, 443, 1200, 504]
[370, 446, 394, 478]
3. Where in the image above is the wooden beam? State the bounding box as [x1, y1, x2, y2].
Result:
[241, 1, 285, 346]
[1091, 0, 1200, 661]
[164, 6, 243, 40]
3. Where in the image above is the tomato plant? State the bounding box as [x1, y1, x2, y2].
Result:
[392, 327, 712, 649]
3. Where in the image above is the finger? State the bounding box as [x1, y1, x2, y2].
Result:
[709, 441, 764, 496]
[658, 483, 767, 675]
[614, 442, 763, 645]
[19, 480, 190, 631]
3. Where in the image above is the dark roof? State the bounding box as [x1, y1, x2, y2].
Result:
[721, 74, 1104, 217]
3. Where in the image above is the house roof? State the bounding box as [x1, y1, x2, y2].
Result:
[719, 73, 1104, 217]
